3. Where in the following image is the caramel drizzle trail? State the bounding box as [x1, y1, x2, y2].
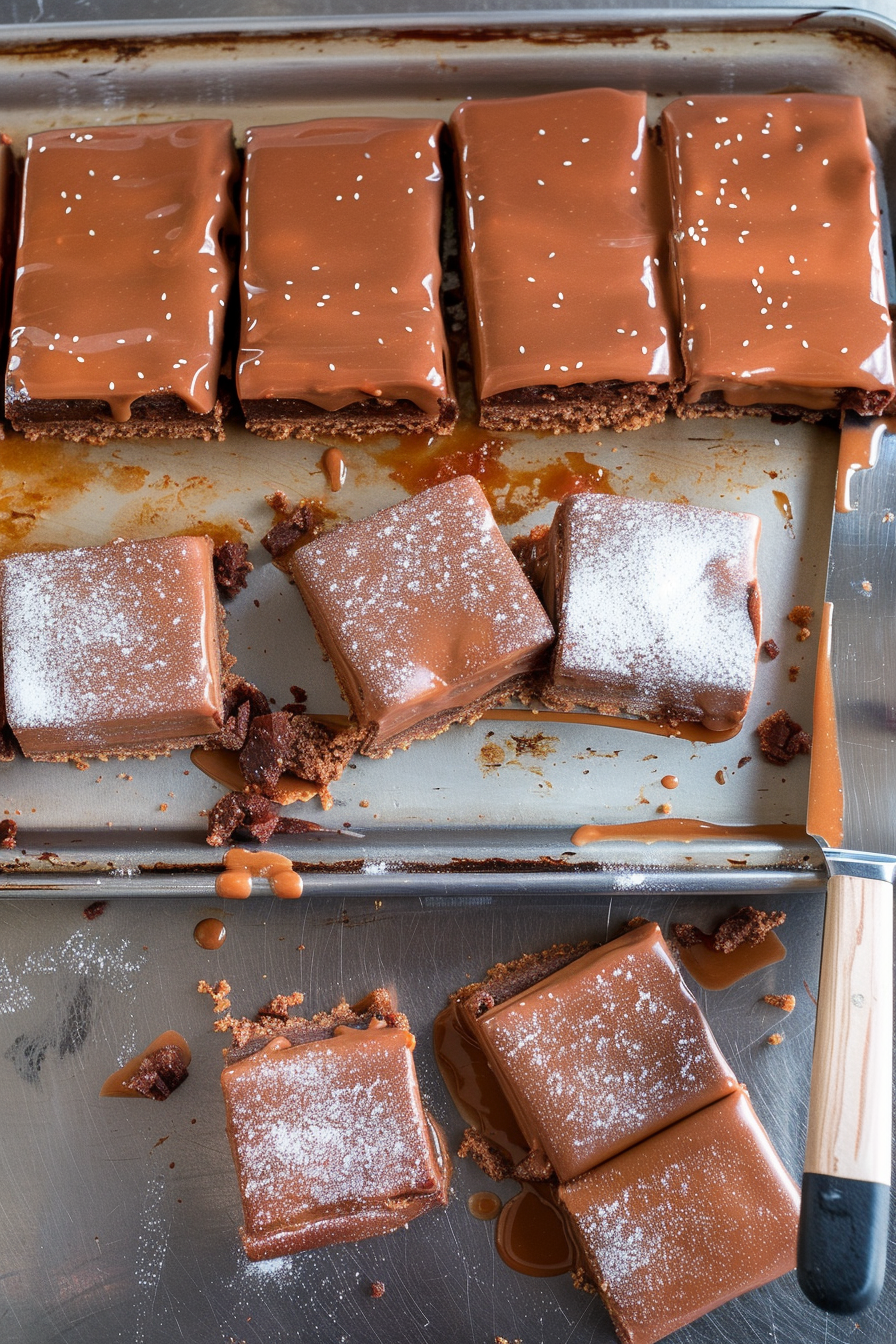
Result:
[216, 848, 304, 900]
[571, 819, 810, 847]
[805, 601, 844, 848]
[835, 418, 896, 514]
[482, 707, 742, 744]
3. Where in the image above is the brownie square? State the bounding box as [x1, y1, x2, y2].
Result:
[468, 922, 737, 1182]
[291, 476, 555, 757]
[541, 494, 761, 731]
[450, 89, 682, 432]
[0, 535, 225, 760]
[221, 1025, 449, 1259]
[6, 120, 238, 442]
[236, 118, 457, 439]
[662, 94, 895, 422]
[559, 1090, 800, 1344]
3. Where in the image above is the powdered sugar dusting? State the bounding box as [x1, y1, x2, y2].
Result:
[224, 1032, 437, 1234]
[554, 494, 758, 720]
[0, 927, 147, 1015]
[560, 1091, 800, 1336]
[479, 929, 735, 1181]
[0, 536, 217, 740]
[293, 477, 553, 716]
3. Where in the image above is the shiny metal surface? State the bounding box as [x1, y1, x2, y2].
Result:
[3, 886, 893, 1344]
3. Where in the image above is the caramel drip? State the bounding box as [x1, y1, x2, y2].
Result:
[660, 775, 679, 790]
[321, 447, 347, 492]
[193, 917, 226, 949]
[678, 930, 787, 990]
[772, 490, 793, 531]
[432, 1000, 529, 1166]
[495, 1183, 577, 1277]
[482, 707, 742, 744]
[215, 848, 304, 901]
[100, 1030, 191, 1098]
[806, 601, 844, 847]
[468, 1190, 502, 1221]
[571, 819, 810, 847]
[835, 418, 894, 513]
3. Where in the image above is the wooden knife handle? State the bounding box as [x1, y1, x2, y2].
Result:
[798, 873, 892, 1313]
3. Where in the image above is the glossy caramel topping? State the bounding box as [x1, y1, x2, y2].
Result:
[0, 535, 222, 756]
[237, 118, 451, 416]
[450, 88, 680, 399]
[663, 94, 895, 408]
[544, 494, 761, 731]
[221, 1028, 446, 1259]
[7, 120, 238, 421]
[473, 922, 738, 1183]
[291, 476, 554, 745]
[559, 1090, 800, 1344]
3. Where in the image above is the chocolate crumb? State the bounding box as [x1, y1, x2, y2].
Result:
[763, 993, 796, 1012]
[261, 494, 324, 558]
[369, 1281, 386, 1300]
[0, 818, 17, 849]
[796, 627, 811, 642]
[671, 923, 705, 948]
[198, 978, 232, 1013]
[82, 900, 107, 920]
[737, 756, 752, 769]
[123, 1044, 188, 1100]
[767, 1033, 784, 1046]
[788, 604, 814, 627]
[620, 915, 650, 933]
[788, 665, 800, 682]
[238, 711, 362, 810]
[673, 906, 785, 953]
[757, 709, 812, 763]
[205, 791, 323, 847]
[257, 991, 305, 1019]
[458, 1128, 513, 1181]
[762, 639, 780, 660]
[213, 540, 253, 598]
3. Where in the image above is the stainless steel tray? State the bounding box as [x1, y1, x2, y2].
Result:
[0, 12, 894, 1344]
[2, 14, 889, 893]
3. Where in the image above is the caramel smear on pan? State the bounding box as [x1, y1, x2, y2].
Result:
[571, 819, 809, 847]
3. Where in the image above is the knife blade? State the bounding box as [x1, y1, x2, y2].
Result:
[798, 413, 896, 1313]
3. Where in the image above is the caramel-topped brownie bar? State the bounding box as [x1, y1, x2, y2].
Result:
[291, 476, 554, 757]
[462, 922, 737, 1182]
[6, 121, 238, 442]
[0, 536, 227, 760]
[236, 118, 457, 439]
[663, 94, 896, 421]
[221, 993, 450, 1259]
[559, 1090, 800, 1344]
[450, 89, 682, 432]
[540, 494, 761, 732]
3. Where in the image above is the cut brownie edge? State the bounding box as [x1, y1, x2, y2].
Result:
[242, 394, 458, 441]
[450, 940, 593, 1018]
[358, 672, 542, 759]
[222, 993, 411, 1065]
[7, 391, 229, 444]
[481, 381, 682, 434]
[676, 387, 892, 424]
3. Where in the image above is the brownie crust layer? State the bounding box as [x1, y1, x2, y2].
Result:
[241, 394, 457, 442]
[11, 393, 227, 444]
[480, 380, 683, 434]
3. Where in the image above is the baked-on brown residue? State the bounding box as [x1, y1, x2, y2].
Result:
[82, 899, 107, 920]
[756, 709, 812, 763]
[764, 993, 796, 1012]
[672, 906, 786, 953]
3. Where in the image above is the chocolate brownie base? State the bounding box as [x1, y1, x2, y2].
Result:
[242, 394, 458, 441]
[8, 391, 228, 444]
[481, 380, 681, 433]
[451, 942, 592, 1018]
[676, 387, 891, 424]
[223, 992, 411, 1065]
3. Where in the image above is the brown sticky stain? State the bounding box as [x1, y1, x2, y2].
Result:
[478, 741, 506, 772]
[772, 489, 794, 532]
[0, 438, 149, 556]
[369, 426, 614, 525]
[507, 733, 558, 759]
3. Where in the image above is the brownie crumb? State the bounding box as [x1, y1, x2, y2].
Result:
[767, 1033, 784, 1046]
[198, 978, 232, 1013]
[123, 1044, 189, 1100]
[261, 493, 324, 558]
[570, 1268, 599, 1296]
[673, 906, 785, 953]
[737, 755, 752, 768]
[788, 604, 814, 627]
[757, 709, 812, 763]
[620, 915, 650, 933]
[213, 540, 253, 598]
[763, 993, 796, 1012]
[216, 676, 270, 752]
[205, 790, 323, 847]
[458, 1127, 513, 1182]
[82, 900, 107, 920]
[796, 626, 811, 642]
[257, 991, 305, 1019]
[0, 818, 17, 849]
[217, 990, 410, 1063]
[762, 638, 780, 660]
[0, 726, 16, 762]
[788, 665, 800, 682]
[369, 1281, 386, 1300]
[239, 711, 363, 810]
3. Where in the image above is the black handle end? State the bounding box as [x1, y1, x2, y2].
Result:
[798, 1173, 890, 1314]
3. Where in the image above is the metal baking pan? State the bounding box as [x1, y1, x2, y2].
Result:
[0, 12, 894, 1344]
[1, 11, 886, 893]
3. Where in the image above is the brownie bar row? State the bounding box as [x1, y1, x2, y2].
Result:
[0, 479, 761, 764]
[0, 90, 892, 444]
